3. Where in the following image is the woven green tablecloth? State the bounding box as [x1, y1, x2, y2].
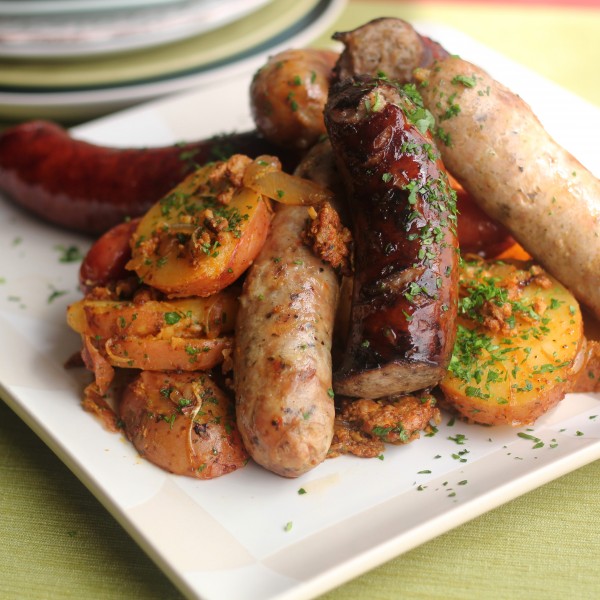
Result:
[2, 1, 600, 598]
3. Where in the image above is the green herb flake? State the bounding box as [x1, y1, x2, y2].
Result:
[517, 431, 544, 448]
[55, 245, 84, 263]
[47, 287, 68, 304]
[164, 311, 181, 325]
[451, 74, 477, 88]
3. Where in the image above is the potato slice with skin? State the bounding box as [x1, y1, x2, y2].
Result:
[439, 258, 584, 426]
[127, 157, 273, 298]
[104, 335, 231, 371]
[120, 371, 248, 479]
[67, 292, 237, 340]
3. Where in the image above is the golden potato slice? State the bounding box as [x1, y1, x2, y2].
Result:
[439, 258, 584, 426]
[126, 156, 273, 298]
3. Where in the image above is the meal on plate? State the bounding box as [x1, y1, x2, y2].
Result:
[1, 18, 599, 480]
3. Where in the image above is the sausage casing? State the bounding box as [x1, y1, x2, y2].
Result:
[250, 48, 338, 150]
[233, 145, 340, 477]
[416, 56, 600, 319]
[0, 120, 279, 235]
[325, 77, 459, 399]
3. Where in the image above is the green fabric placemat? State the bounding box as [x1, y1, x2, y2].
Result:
[2, 398, 599, 599]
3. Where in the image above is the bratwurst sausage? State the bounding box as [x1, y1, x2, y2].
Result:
[233, 142, 340, 477]
[416, 56, 600, 319]
[0, 120, 280, 235]
[325, 77, 459, 399]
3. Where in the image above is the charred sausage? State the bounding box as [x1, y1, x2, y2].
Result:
[416, 56, 600, 320]
[333, 18, 448, 84]
[325, 77, 459, 399]
[250, 48, 338, 150]
[233, 142, 340, 477]
[0, 120, 281, 235]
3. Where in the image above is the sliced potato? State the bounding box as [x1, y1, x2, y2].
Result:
[68, 293, 236, 375]
[439, 258, 584, 426]
[120, 371, 248, 479]
[67, 292, 237, 340]
[126, 157, 273, 298]
[104, 335, 231, 371]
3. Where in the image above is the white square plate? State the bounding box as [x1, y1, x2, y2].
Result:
[1, 23, 599, 600]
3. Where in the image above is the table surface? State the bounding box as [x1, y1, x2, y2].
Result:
[2, 1, 600, 599]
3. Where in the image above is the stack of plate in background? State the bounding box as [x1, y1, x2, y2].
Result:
[0, 0, 345, 123]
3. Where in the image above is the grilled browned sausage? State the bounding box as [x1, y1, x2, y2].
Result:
[233, 142, 340, 477]
[325, 77, 459, 399]
[415, 56, 600, 320]
[0, 120, 280, 235]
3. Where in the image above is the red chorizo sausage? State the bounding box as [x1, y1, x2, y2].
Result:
[0, 120, 282, 235]
[325, 76, 459, 399]
[78, 218, 139, 293]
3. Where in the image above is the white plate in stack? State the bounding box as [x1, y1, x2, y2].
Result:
[0, 0, 346, 121]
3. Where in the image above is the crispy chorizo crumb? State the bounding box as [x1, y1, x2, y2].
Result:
[85, 277, 142, 301]
[221, 348, 233, 374]
[301, 201, 352, 275]
[328, 422, 385, 458]
[459, 258, 557, 333]
[328, 393, 440, 458]
[206, 154, 253, 205]
[529, 264, 553, 289]
[131, 285, 163, 304]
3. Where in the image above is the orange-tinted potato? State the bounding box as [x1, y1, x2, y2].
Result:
[67, 293, 237, 374]
[120, 371, 248, 479]
[104, 335, 231, 371]
[67, 293, 237, 340]
[127, 156, 273, 298]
